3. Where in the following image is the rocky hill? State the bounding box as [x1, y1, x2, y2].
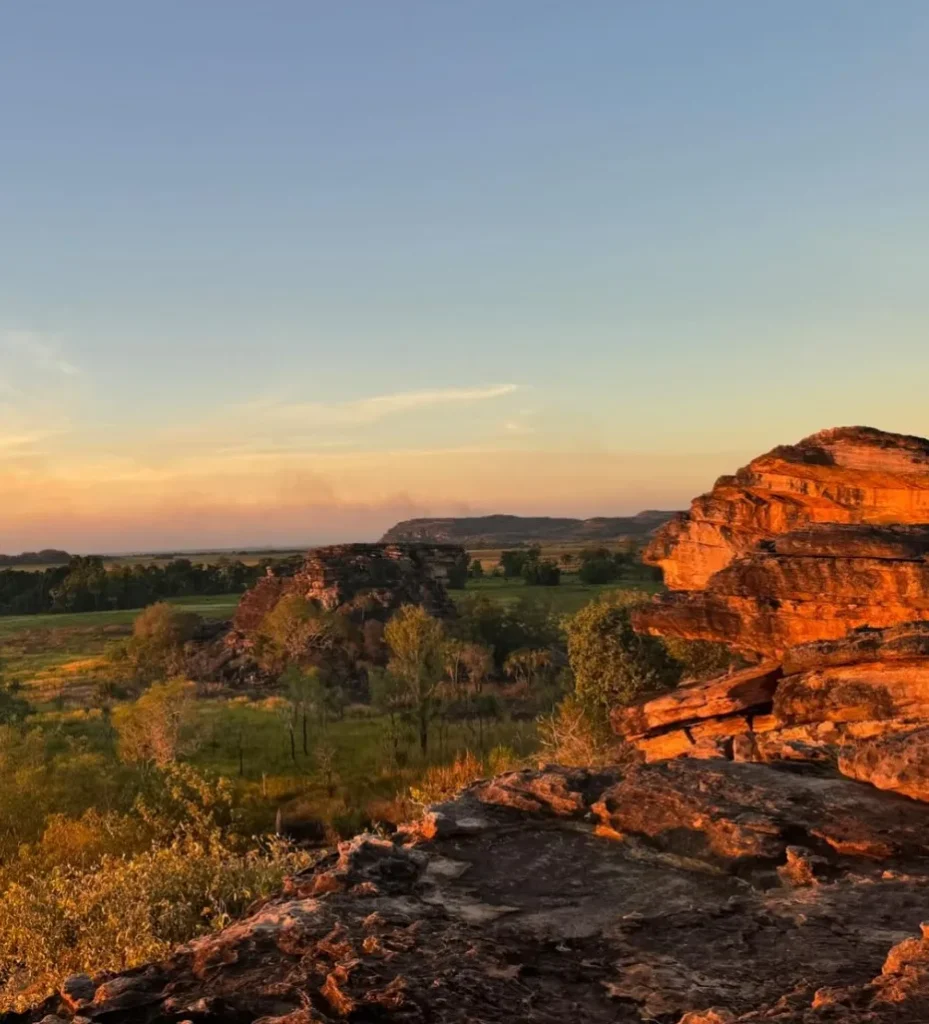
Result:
[381, 511, 676, 547]
[14, 426, 929, 1024]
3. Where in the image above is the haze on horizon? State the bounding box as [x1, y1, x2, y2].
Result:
[2, 2, 928, 553]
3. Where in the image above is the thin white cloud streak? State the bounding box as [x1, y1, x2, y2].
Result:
[246, 383, 521, 427]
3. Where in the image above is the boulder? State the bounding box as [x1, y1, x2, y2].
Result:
[839, 728, 929, 803]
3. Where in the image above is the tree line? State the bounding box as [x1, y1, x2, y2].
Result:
[0, 556, 265, 615]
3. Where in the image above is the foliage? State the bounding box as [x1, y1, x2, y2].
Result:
[409, 746, 520, 805]
[452, 594, 561, 670]
[384, 605, 446, 753]
[0, 764, 312, 1012]
[255, 594, 349, 674]
[503, 647, 555, 691]
[521, 557, 561, 586]
[0, 682, 31, 726]
[113, 679, 199, 766]
[0, 556, 262, 618]
[537, 694, 619, 767]
[663, 637, 737, 681]
[498, 547, 539, 578]
[468, 558, 484, 579]
[564, 595, 680, 714]
[123, 602, 202, 683]
[446, 550, 470, 589]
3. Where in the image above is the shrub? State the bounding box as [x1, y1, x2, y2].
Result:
[0, 763, 313, 1012]
[113, 679, 199, 766]
[0, 833, 311, 1012]
[564, 595, 679, 713]
[537, 694, 618, 767]
[663, 637, 737, 681]
[124, 602, 202, 683]
[521, 558, 561, 586]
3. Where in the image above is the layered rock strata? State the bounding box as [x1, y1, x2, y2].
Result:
[13, 766, 929, 1024]
[645, 426, 929, 591]
[636, 522, 929, 655]
[625, 427, 929, 784]
[618, 616, 929, 778]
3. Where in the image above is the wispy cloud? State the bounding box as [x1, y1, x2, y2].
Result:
[2, 330, 81, 377]
[250, 383, 520, 427]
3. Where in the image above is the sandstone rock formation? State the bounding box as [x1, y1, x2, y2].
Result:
[620, 427, 929, 799]
[186, 544, 464, 685]
[12, 765, 929, 1024]
[233, 544, 463, 633]
[637, 428, 929, 655]
[646, 426, 929, 591]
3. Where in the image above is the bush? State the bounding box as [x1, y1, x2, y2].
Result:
[577, 557, 619, 584]
[113, 679, 199, 766]
[564, 595, 679, 713]
[125, 602, 202, 683]
[0, 833, 310, 1011]
[0, 763, 313, 1011]
[663, 637, 737, 681]
[521, 558, 561, 586]
[537, 694, 618, 767]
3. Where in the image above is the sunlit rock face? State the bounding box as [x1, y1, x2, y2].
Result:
[645, 426, 929, 591]
[636, 428, 929, 656]
[622, 428, 929, 803]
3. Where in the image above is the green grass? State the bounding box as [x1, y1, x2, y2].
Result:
[190, 698, 535, 827]
[0, 594, 243, 696]
[0, 593, 240, 639]
[458, 571, 662, 614]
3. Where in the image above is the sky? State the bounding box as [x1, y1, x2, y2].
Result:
[1, 1, 928, 552]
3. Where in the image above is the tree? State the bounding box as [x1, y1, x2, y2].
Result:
[564, 596, 679, 714]
[256, 594, 344, 673]
[113, 679, 199, 767]
[503, 647, 554, 691]
[522, 558, 561, 586]
[469, 559, 484, 579]
[577, 557, 619, 585]
[126, 603, 202, 684]
[498, 550, 529, 578]
[383, 604, 445, 754]
[446, 550, 470, 590]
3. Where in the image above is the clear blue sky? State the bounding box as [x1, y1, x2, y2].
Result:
[1, 2, 927, 550]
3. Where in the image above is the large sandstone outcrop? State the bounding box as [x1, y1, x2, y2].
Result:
[233, 543, 463, 633]
[13, 766, 929, 1024]
[186, 544, 464, 685]
[621, 428, 929, 795]
[646, 426, 929, 591]
[636, 523, 929, 654]
[636, 428, 929, 655]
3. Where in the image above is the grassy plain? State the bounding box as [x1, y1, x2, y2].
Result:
[0, 562, 658, 833]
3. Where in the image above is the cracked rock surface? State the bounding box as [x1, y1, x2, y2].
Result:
[9, 764, 929, 1024]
